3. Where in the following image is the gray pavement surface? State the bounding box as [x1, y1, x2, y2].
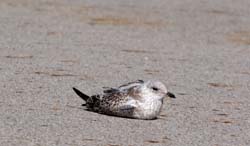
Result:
[0, 0, 250, 146]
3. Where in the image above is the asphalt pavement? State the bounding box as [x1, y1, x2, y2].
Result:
[0, 0, 250, 146]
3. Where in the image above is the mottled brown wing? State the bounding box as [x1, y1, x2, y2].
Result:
[96, 86, 142, 117]
[100, 91, 128, 107]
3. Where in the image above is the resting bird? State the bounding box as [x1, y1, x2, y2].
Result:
[73, 80, 175, 120]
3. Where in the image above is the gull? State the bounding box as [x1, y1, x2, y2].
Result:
[72, 80, 175, 120]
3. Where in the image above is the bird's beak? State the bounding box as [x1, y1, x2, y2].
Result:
[166, 92, 176, 98]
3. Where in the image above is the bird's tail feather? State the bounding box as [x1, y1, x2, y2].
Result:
[72, 87, 90, 101]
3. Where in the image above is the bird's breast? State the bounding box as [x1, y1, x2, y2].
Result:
[134, 99, 163, 119]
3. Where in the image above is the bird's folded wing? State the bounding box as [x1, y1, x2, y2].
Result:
[118, 80, 144, 89]
[116, 105, 136, 116]
[102, 87, 119, 94]
[118, 105, 135, 111]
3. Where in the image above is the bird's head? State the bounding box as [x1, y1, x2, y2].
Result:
[144, 80, 176, 100]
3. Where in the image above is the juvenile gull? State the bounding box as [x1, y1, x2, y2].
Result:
[73, 80, 175, 120]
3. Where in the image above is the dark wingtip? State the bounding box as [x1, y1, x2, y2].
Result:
[72, 87, 90, 101]
[167, 92, 176, 98]
[72, 87, 77, 91]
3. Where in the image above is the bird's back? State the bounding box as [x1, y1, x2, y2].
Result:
[89, 83, 142, 118]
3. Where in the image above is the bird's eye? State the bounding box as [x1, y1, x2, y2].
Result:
[152, 87, 159, 91]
